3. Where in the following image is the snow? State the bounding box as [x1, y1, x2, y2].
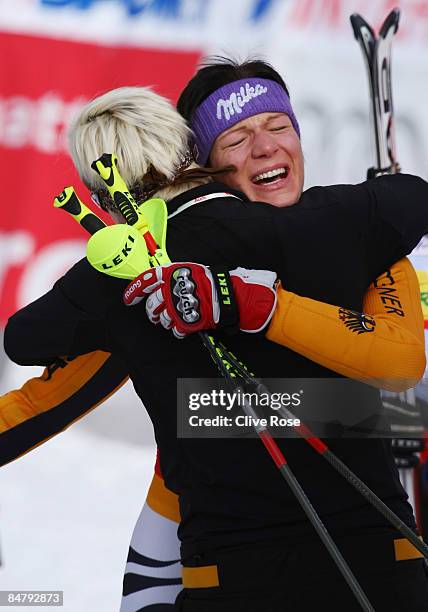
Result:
[0, 369, 156, 612]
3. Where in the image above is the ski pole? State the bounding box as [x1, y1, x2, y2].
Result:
[217, 342, 428, 559]
[200, 334, 375, 612]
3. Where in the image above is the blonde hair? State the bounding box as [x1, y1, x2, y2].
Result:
[68, 86, 209, 202]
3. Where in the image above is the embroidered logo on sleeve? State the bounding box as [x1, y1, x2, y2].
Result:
[338, 308, 376, 334]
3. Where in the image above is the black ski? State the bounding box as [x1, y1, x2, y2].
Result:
[350, 8, 400, 177]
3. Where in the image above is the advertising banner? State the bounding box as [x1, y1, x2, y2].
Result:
[2, 0, 428, 322]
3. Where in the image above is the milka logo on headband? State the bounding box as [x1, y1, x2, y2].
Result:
[216, 82, 268, 121]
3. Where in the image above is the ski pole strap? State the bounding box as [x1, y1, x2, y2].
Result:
[210, 268, 240, 334]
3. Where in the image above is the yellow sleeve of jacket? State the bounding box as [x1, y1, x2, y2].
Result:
[0, 351, 128, 465]
[266, 257, 425, 392]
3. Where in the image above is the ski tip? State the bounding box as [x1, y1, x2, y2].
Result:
[350, 13, 375, 40]
[379, 8, 400, 38]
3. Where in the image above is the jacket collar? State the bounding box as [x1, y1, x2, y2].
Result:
[166, 181, 247, 216]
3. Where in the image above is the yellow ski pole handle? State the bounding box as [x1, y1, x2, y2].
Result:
[91, 153, 149, 232]
[53, 185, 150, 280]
[54, 186, 106, 235]
[91, 153, 170, 266]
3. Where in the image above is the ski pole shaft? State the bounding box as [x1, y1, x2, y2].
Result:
[217, 342, 428, 559]
[200, 335, 374, 612]
[278, 461, 374, 612]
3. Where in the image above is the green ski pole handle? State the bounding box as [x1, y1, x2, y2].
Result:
[54, 187, 106, 235]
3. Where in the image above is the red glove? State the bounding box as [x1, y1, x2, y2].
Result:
[123, 263, 277, 340]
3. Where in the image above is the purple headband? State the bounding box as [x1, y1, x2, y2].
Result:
[190, 77, 300, 165]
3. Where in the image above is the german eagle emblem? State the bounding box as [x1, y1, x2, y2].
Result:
[338, 308, 376, 334]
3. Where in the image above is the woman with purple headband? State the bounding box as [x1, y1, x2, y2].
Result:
[3, 59, 428, 612]
[185, 64, 302, 209]
[124, 59, 428, 610]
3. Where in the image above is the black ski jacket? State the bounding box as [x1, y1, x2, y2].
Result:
[5, 175, 428, 557]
